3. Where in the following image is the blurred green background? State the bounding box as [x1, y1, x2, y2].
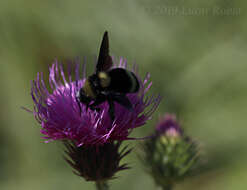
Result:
[0, 0, 247, 189]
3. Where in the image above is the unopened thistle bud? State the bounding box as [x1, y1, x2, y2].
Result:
[140, 114, 199, 190]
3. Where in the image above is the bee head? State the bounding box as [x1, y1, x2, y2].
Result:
[77, 88, 91, 105]
[98, 72, 111, 88]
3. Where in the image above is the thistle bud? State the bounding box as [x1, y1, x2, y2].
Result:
[140, 114, 200, 190]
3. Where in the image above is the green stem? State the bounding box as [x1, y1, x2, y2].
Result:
[162, 187, 171, 190]
[95, 181, 109, 190]
[161, 184, 173, 190]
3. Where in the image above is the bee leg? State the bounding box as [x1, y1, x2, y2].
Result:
[89, 106, 100, 112]
[108, 99, 115, 121]
[89, 96, 106, 112]
[112, 94, 133, 111]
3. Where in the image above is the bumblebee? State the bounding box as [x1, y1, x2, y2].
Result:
[76, 31, 140, 121]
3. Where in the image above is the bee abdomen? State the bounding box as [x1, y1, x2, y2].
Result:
[108, 68, 139, 93]
[127, 71, 139, 93]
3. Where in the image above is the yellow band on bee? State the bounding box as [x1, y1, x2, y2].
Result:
[84, 79, 96, 98]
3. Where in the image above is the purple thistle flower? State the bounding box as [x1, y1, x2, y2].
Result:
[31, 57, 161, 146]
[155, 114, 182, 137]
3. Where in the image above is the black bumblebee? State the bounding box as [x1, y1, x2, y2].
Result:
[76, 31, 140, 121]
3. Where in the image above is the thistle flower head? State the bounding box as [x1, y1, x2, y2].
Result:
[31, 58, 161, 146]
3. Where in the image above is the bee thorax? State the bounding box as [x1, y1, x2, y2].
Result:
[98, 72, 111, 88]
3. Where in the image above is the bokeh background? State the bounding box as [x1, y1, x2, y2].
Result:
[1, 0, 247, 189]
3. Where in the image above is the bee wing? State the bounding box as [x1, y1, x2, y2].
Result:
[96, 31, 113, 73]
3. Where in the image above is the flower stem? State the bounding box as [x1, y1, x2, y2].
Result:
[162, 185, 172, 190]
[95, 181, 109, 190]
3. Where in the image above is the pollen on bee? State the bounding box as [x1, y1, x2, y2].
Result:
[98, 72, 111, 88]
